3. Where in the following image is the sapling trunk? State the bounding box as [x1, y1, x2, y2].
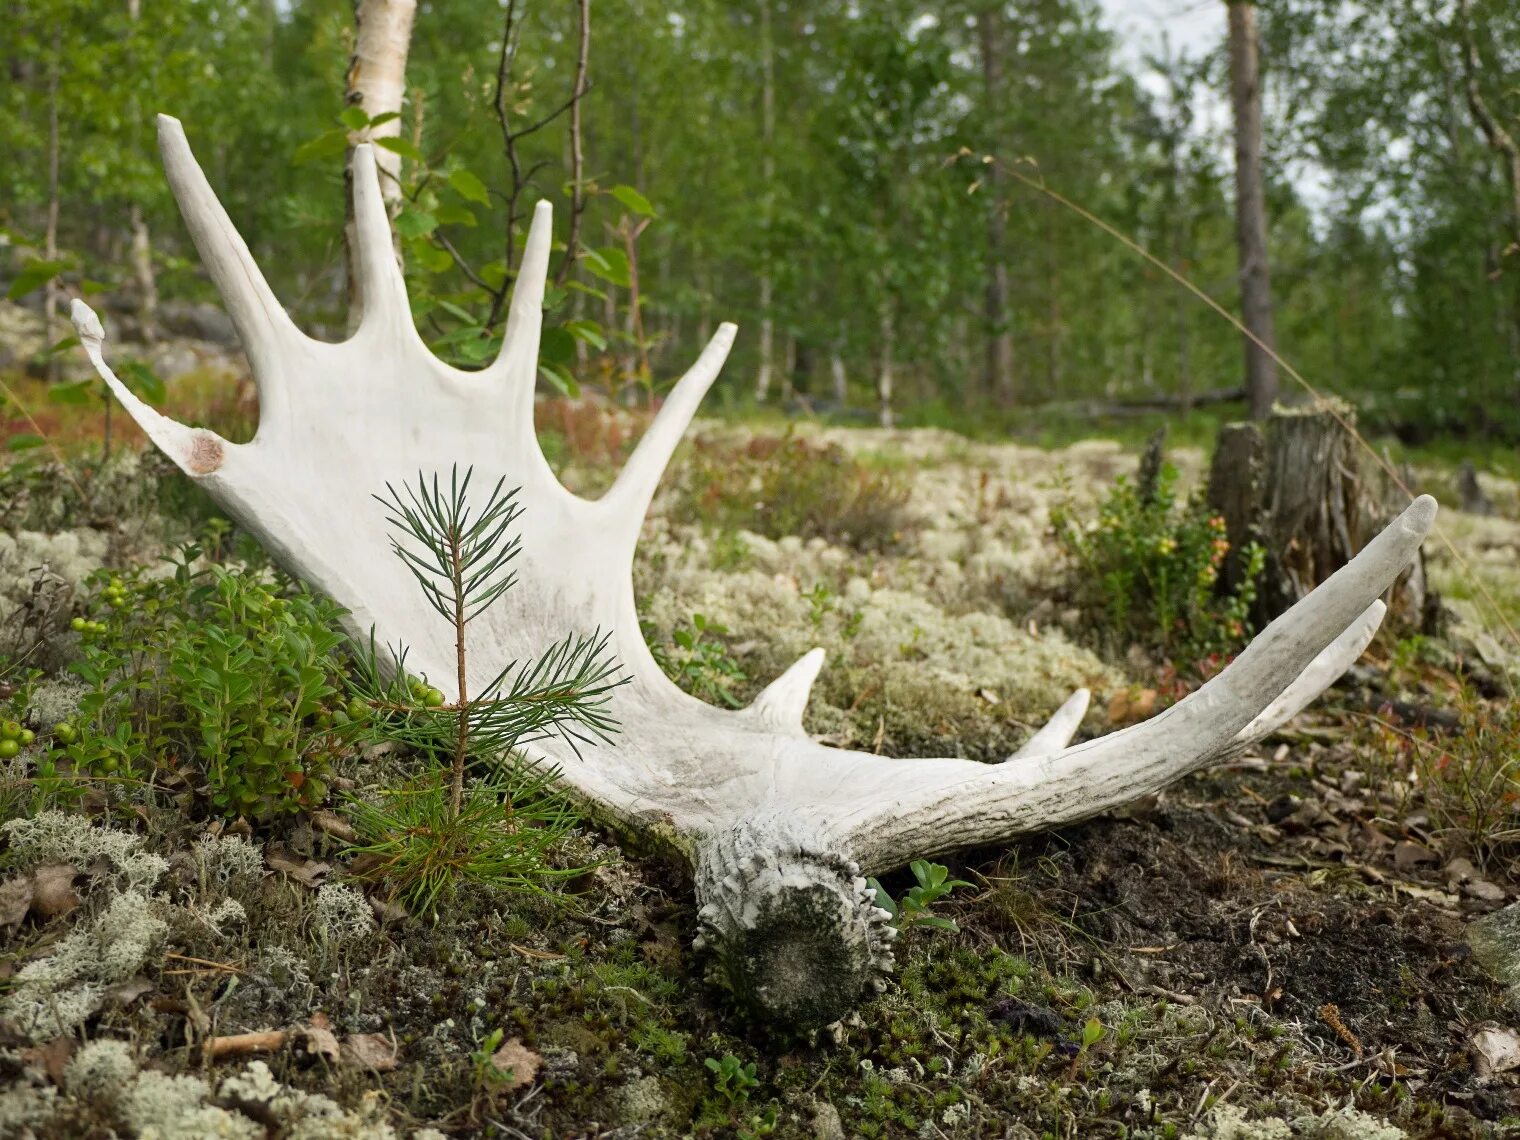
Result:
[448, 523, 469, 815]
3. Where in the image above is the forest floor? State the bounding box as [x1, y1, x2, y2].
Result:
[2, 400, 1520, 1138]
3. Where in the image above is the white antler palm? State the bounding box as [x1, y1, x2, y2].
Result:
[74, 117, 1434, 1028]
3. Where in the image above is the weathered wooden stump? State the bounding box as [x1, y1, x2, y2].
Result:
[1206, 399, 1433, 629]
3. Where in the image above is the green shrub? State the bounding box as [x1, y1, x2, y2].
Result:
[868, 859, 972, 935]
[1050, 464, 1264, 666]
[644, 613, 747, 708]
[1380, 693, 1520, 868]
[679, 432, 912, 552]
[39, 550, 354, 819]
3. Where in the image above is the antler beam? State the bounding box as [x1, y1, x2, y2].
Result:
[74, 116, 1435, 1030]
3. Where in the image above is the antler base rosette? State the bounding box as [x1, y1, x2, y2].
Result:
[73, 117, 1436, 1029]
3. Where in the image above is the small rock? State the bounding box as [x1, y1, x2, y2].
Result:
[988, 996, 1063, 1039]
[1393, 841, 1439, 871]
[341, 1033, 399, 1072]
[1466, 881, 1507, 903]
[1470, 1023, 1520, 1077]
[812, 1100, 846, 1140]
[1466, 902, 1520, 1010]
[1445, 858, 1477, 887]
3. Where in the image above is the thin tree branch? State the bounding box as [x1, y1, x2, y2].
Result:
[508, 83, 593, 146]
[433, 232, 498, 298]
[558, 0, 592, 287]
[494, 0, 524, 281]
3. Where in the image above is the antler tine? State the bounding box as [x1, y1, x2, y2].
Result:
[348, 143, 412, 333]
[485, 200, 554, 443]
[71, 300, 234, 478]
[847, 496, 1435, 865]
[748, 648, 827, 734]
[156, 116, 307, 390]
[1221, 599, 1384, 760]
[602, 323, 738, 527]
[1008, 601, 1382, 767]
[1025, 498, 1432, 819]
[1006, 688, 1090, 761]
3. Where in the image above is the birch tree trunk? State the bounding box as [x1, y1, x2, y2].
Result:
[129, 207, 158, 344]
[754, 0, 776, 402]
[877, 300, 894, 429]
[344, 0, 417, 323]
[1227, 1, 1278, 420]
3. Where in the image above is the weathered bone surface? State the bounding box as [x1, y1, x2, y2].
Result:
[74, 116, 1437, 1029]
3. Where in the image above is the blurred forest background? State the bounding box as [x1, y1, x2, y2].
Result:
[2, 0, 1518, 443]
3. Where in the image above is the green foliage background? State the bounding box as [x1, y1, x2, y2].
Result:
[2, 0, 1517, 438]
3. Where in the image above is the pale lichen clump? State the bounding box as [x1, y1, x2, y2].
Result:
[0, 1071, 58, 1139]
[1187, 1104, 1407, 1140]
[3, 889, 168, 1039]
[28, 1043, 446, 1140]
[315, 882, 378, 948]
[218, 1061, 398, 1139]
[3, 810, 168, 892]
[0, 528, 110, 626]
[124, 1070, 262, 1140]
[63, 1038, 138, 1103]
[192, 832, 265, 893]
[636, 516, 1121, 754]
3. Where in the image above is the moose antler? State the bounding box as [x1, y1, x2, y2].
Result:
[74, 117, 1435, 1029]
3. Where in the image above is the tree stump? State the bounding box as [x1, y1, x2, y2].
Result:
[1206, 399, 1433, 629]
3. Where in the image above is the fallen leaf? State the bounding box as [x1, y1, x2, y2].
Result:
[302, 1021, 341, 1063]
[1106, 687, 1156, 726]
[1393, 881, 1461, 906]
[266, 848, 329, 888]
[1470, 1023, 1520, 1077]
[342, 1033, 399, 1072]
[1445, 858, 1477, 887]
[487, 1038, 541, 1093]
[30, 864, 80, 919]
[1393, 841, 1439, 870]
[21, 1038, 75, 1085]
[0, 874, 32, 928]
[104, 978, 154, 1008]
[310, 809, 356, 843]
[369, 895, 408, 924]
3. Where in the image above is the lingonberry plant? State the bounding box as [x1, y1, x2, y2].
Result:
[1051, 464, 1265, 667]
[50, 551, 356, 820]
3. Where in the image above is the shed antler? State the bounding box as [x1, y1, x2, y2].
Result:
[75, 117, 1435, 1030]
